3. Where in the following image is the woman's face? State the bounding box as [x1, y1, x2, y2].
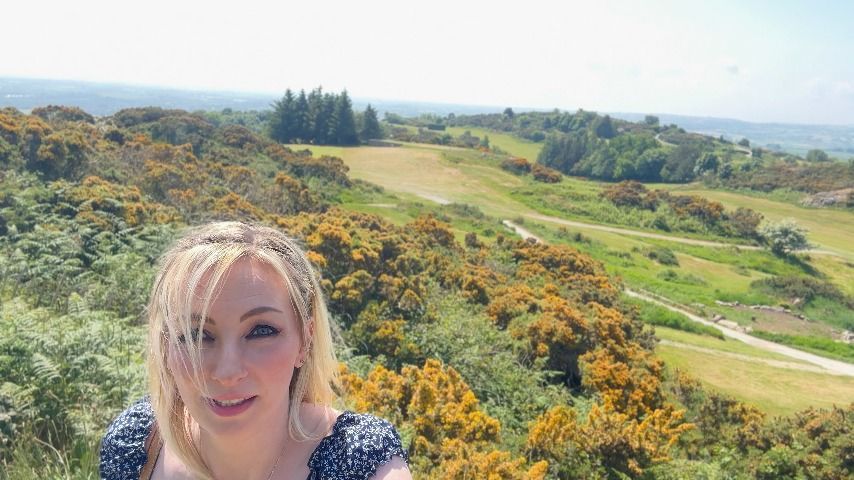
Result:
[167, 257, 305, 438]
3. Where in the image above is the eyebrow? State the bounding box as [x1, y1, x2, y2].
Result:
[191, 306, 284, 325]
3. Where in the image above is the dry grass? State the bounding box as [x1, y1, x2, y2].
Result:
[658, 186, 854, 259]
[657, 342, 854, 416]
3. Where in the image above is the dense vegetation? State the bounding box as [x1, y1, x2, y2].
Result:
[403, 109, 854, 200]
[1, 105, 851, 479]
[752, 275, 854, 331]
[600, 181, 764, 240]
[268, 88, 381, 145]
[384, 124, 495, 150]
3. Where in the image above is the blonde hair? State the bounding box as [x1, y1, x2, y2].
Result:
[145, 221, 337, 479]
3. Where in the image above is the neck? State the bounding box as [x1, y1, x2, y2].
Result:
[198, 413, 291, 480]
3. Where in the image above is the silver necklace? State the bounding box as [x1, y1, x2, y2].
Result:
[265, 439, 286, 480]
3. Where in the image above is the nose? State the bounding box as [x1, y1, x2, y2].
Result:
[208, 341, 248, 386]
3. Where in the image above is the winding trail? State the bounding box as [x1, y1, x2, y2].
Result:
[655, 132, 751, 157]
[624, 289, 854, 377]
[502, 220, 854, 377]
[654, 133, 676, 148]
[658, 339, 837, 374]
[522, 213, 839, 256]
[525, 213, 763, 249]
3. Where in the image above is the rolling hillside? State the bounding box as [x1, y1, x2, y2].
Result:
[1, 105, 851, 479]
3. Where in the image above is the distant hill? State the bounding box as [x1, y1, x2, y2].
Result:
[0, 77, 277, 115]
[3, 77, 852, 158]
[611, 112, 854, 159]
[0, 77, 503, 118]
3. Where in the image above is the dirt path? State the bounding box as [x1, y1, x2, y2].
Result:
[657, 339, 837, 374]
[503, 220, 543, 243]
[654, 133, 677, 148]
[524, 214, 763, 249]
[624, 289, 854, 377]
[502, 220, 854, 377]
[655, 133, 751, 157]
[521, 213, 839, 256]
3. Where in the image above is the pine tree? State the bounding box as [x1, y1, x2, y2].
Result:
[334, 90, 359, 145]
[269, 87, 360, 145]
[269, 89, 296, 143]
[360, 104, 382, 141]
[308, 87, 326, 144]
[320, 91, 337, 144]
[593, 115, 615, 139]
[295, 90, 310, 143]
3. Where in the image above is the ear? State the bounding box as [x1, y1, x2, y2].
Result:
[297, 321, 314, 367]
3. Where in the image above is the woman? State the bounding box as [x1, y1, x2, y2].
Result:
[100, 222, 411, 480]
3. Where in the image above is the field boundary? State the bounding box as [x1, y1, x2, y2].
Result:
[524, 213, 840, 256]
[625, 289, 854, 376]
[503, 219, 854, 377]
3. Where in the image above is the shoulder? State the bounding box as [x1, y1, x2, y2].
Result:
[99, 396, 156, 480]
[308, 411, 409, 480]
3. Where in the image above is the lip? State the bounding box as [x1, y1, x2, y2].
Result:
[206, 395, 257, 417]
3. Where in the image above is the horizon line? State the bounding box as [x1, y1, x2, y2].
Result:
[2, 75, 853, 129]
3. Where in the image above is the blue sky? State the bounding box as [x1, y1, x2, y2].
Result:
[2, 0, 853, 124]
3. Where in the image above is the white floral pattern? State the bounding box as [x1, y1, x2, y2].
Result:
[99, 397, 408, 480]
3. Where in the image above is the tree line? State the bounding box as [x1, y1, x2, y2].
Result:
[268, 87, 381, 145]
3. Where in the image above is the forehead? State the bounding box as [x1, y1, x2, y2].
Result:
[193, 257, 291, 307]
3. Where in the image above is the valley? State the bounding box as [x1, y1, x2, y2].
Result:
[295, 138, 854, 416]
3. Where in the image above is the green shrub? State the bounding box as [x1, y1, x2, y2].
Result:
[751, 331, 854, 362]
[751, 275, 849, 306]
[0, 296, 146, 465]
[627, 297, 724, 339]
[753, 445, 798, 480]
[759, 220, 810, 256]
[642, 459, 727, 479]
[658, 269, 678, 281]
[642, 246, 679, 266]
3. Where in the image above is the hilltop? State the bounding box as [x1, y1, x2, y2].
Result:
[0, 104, 852, 479]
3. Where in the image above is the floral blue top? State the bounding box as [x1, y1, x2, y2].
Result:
[99, 397, 409, 480]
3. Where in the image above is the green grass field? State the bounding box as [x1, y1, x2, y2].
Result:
[656, 337, 854, 417]
[286, 143, 345, 158]
[317, 142, 853, 312]
[444, 126, 544, 161]
[654, 326, 808, 363]
[655, 184, 854, 260]
[318, 141, 854, 414]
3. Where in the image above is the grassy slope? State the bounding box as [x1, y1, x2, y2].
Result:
[444, 126, 543, 161]
[655, 185, 854, 260]
[295, 142, 852, 311]
[656, 328, 854, 417]
[291, 141, 853, 414]
[654, 326, 806, 363]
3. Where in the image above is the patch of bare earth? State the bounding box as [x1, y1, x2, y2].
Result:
[731, 305, 837, 337]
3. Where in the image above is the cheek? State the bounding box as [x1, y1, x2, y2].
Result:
[249, 343, 300, 383]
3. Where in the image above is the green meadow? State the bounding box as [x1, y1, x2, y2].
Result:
[443, 126, 544, 161]
[295, 142, 853, 317]
[656, 335, 854, 417]
[290, 140, 854, 415]
[655, 184, 854, 259]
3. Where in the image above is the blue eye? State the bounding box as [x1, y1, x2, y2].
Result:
[249, 325, 279, 338]
[178, 329, 214, 343]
